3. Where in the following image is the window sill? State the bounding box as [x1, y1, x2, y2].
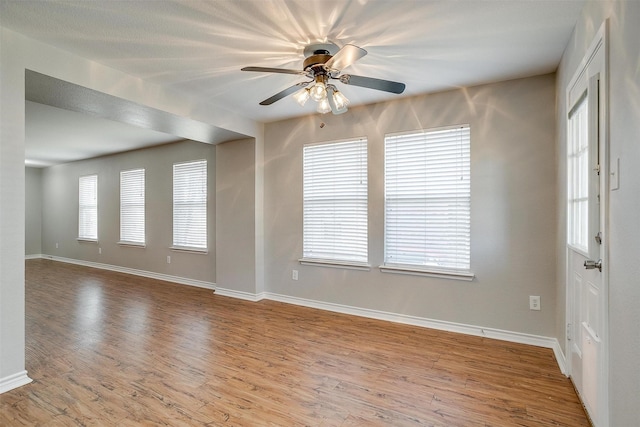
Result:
[379, 264, 475, 281]
[299, 258, 371, 271]
[77, 238, 98, 243]
[170, 246, 208, 255]
[118, 241, 146, 248]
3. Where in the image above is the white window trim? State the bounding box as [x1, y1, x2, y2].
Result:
[78, 174, 98, 241]
[302, 137, 368, 265]
[117, 241, 146, 248]
[172, 159, 208, 251]
[120, 168, 146, 245]
[383, 124, 472, 276]
[169, 246, 209, 254]
[566, 90, 590, 258]
[298, 257, 371, 271]
[379, 264, 474, 281]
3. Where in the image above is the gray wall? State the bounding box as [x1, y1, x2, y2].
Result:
[215, 138, 257, 294]
[1, 27, 28, 384]
[25, 167, 42, 256]
[556, 1, 640, 425]
[0, 25, 261, 393]
[41, 140, 216, 284]
[263, 74, 558, 337]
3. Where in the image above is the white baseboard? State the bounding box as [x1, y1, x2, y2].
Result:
[25, 254, 43, 260]
[36, 255, 216, 291]
[262, 292, 566, 373]
[552, 340, 568, 375]
[0, 370, 32, 394]
[214, 288, 265, 302]
[28, 256, 567, 375]
[265, 292, 557, 346]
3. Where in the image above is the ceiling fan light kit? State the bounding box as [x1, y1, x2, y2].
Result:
[309, 74, 328, 102]
[327, 85, 349, 114]
[241, 42, 405, 115]
[292, 87, 310, 106]
[317, 97, 332, 114]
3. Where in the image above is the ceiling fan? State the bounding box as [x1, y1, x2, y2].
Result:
[241, 42, 406, 115]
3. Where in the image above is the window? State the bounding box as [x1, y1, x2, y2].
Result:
[120, 168, 145, 245]
[567, 93, 589, 253]
[173, 160, 207, 250]
[78, 174, 98, 240]
[302, 138, 368, 265]
[384, 125, 471, 275]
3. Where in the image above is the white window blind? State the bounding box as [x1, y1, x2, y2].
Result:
[173, 160, 207, 250]
[567, 93, 589, 253]
[120, 168, 145, 245]
[384, 125, 471, 271]
[78, 174, 98, 240]
[303, 138, 368, 264]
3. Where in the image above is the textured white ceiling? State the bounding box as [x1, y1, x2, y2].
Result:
[25, 101, 185, 167]
[23, 70, 249, 167]
[1, 0, 585, 164]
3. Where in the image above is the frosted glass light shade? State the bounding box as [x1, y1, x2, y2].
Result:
[309, 82, 327, 102]
[332, 90, 349, 111]
[293, 88, 310, 106]
[317, 98, 331, 114]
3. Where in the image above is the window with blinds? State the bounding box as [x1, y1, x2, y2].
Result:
[567, 94, 589, 253]
[120, 168, 145, 245]
[384, 125, 471, 272]
[78, 174, 98, 240]
[173, 159, 207, 250]
[302, 138, 368, 265]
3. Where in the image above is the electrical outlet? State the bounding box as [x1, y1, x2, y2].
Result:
[55, 242, 59, 249]
[167, 255, 171, 264]
[529, 296, 541, 311]
[98, 247, 102, 255]
[292, 270, 298, 280]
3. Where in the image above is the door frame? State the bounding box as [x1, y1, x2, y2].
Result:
[564, 20, 609, 426]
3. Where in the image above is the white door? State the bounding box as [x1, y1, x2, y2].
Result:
[566, 24, 608, 426]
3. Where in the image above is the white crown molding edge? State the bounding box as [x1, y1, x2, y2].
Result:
[0, 370, 32, 394]
[35, 255, 216, 291]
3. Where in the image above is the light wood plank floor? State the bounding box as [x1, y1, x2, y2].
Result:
[1, 259, 589, 426]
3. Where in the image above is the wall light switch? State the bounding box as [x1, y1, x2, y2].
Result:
[530, 296, 541, 311]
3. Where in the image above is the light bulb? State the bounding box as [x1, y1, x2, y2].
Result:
[309, 82, 327, 102]
[317, 98, 331, 114]
[293, 88, 310, 106]
[332, 90, 349, 111]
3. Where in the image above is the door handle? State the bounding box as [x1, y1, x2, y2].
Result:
[584, 259, 602, 272]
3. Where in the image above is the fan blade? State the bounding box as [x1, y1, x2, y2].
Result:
[324, 44, 367, 71]
[338, 74, 405, 94]
[241, 66, 305, 75]
[259, 82, 309, 105]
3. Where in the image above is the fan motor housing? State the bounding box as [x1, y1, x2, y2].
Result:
[303, 53, 332, 71]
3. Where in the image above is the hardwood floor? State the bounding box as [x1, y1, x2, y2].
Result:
[1, 259, 589, 426]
